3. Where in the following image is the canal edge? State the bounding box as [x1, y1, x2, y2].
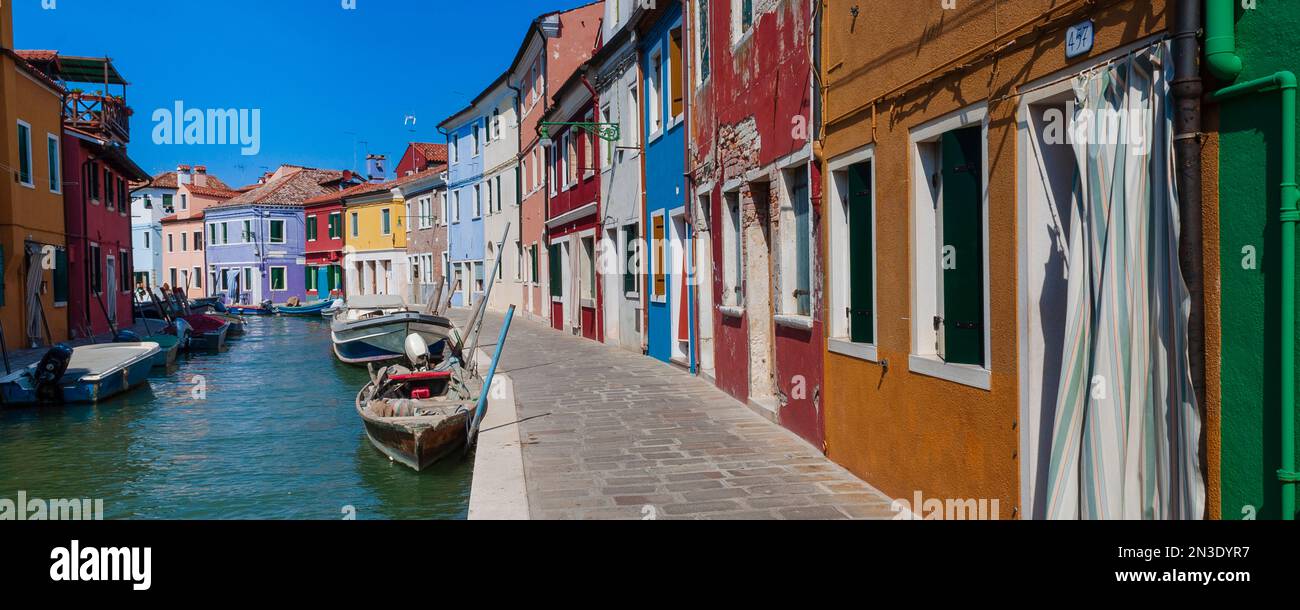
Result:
[468, 348, 530, 520]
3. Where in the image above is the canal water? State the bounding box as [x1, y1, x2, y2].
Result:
[0, 316, 472, 519]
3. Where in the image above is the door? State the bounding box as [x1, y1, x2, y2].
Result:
[105, 256, 118, 323]
[317, 267, 330, 297]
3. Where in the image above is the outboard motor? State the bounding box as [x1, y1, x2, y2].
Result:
[114, 329, 141, 343]
[404, 333, 429, 369]
[173, 318, 193, 350]
[34, 344, 73, 402]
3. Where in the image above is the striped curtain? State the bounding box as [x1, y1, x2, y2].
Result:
[1045, 41, 1205, 520]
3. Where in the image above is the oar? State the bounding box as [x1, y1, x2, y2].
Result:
[465, 305, 516, 452]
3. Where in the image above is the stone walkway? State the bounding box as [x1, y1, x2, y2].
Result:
[457, 309, 897, 520]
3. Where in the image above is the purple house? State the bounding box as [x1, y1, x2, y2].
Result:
[204, 166, 358, 304]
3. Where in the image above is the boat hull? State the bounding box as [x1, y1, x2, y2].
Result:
[331, 313, 454, 365]
[0, 343, 159, 405]
[228, 305, 273, 316]
[276, 300, 334, 316]
[356, 395, 473, 471]
[188, 323, 230, 353]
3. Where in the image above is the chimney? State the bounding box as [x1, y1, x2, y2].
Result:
[193, 165, 208, 187]
[366, 154, 388, 183]
[177, 164, 193, 185]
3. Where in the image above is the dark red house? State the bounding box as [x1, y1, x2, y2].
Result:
[24, 53, 150, 338]
[541, 67, 602, 342]
[395, 142, 448, 177]
[688, 1, 824, 447]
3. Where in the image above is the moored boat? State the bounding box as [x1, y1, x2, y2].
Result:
[0, 343, 160, 405]
[332, 310, 456, 365]
[182, 315, 231, 353]
[228, 303, 273, 316]
[275, 298, 335, 316]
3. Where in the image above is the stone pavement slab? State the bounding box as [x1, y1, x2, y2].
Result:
[456, 309, 896, 520]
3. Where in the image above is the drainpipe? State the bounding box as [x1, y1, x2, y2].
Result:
[1173, 0, 1206, 505]
[437, 126, 452, 292]
[1204, 0, 1298, 520]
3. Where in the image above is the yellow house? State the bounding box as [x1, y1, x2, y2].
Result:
[1, 5, 70, 347]
[342, 181, 408, 299]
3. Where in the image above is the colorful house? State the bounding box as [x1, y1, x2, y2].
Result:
[820, 0, 1199, 519]
[506, 2, 605, 322]
[394, 163, 449, 305]
[638, 0, 692, 368]
[301, 186, 352, 301]
[161, 178, 238, 298]
[131, 166, 232, 291]
[688, 0, 823, 443]
[17, 52, 153, 339]
[0, 27, 68, 347]
[1202, 0, 1300, 520]
[340, 179, 410, 300]
[205, 166, 353, 305]
[439, 84, 493, 308]
[395, 142, 448, 178]
[591, 0, 644, 354]
[542, 68, 602, 341]
[480, 78, 522, 314]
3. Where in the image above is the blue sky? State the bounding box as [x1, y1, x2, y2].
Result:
[14, 0, 588, 187]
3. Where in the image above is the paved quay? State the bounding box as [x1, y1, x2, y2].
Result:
[456, 309, 897, 520]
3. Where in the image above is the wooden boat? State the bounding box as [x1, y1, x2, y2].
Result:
[355, 360, 480, 471]
[0, 343, 159, 405]
[210, 313, 246, 338]
[331, 296, 456, 365]
[275, 298, 335, 316]
[181, 315, 231, 353]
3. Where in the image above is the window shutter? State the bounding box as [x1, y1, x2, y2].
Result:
[848, 162, 874, 344]
[939, 126, 985, 366]
[549, 244, 563, 297]
[623, 224, 638, 294]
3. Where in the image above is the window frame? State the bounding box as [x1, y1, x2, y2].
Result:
[827, 145, 880, 363]
[269, 219, 286, 244]
[269, 266, 288, 292]
[16, 120, 34, 188]
[720, 187, 744, 310]
[46, 132, 61, 193]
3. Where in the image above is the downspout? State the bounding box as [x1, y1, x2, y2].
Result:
[1204, 0, 1298, 520]
[1173, 0, 1206, 513]
[437, 125, 452, 292]
[683, 9, 697, 375]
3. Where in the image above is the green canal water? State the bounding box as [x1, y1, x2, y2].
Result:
[0, 316, 473, 519]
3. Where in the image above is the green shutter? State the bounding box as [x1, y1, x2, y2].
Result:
[792, 172, 811, 316]
[53, 248, 69, 304]
[306, 267, 316, 291]
[623, 225, 638, 294]
[271, 221, 284, 242]
[939, 126, 985, 366]
[848, 162, 874, 344]
[549, 244, 562, 297]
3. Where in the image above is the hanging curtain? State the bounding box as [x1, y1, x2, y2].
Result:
[1045, 41, 1204, 520]
[25, 244, 44, 347]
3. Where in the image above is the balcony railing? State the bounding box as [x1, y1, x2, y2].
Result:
[64, 93, 131, 142]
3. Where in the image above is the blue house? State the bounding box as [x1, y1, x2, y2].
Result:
[439, 103, 488, 308]
[640, 1, 693, 368]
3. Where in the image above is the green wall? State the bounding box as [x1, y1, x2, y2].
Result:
[1218, 0, 1300, 520]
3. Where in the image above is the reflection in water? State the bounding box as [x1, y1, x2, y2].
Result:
[0, 316, 471, 520]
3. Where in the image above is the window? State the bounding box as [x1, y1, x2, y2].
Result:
[473, 122, 481, 156]
[47, 134, 60, 193]
[515, 240, 523, 281]
[495, 175, 504, 213]
[439, 193, 448, 227]
[668, 26, 684, 121]
[243, 220, 253, 242]
[270, 219, 285, 244]
[89, 162, 100, 200]
[105, 169, 115, 209]
[222, 222, 230, 244]
[779, 166, 812, 317]
[89, 244, 103, 294]
[601, 104, 614, 166]
[474, 261, 485, 293]
[581, 235, 595, 300]
[566, 131, 578, 186]
[734, 0, 755, 42]
[696, 0, 711, 85]
[243, 267, 253, 291]
[651, 213, 666, 301]
[270, 267, 287, 291]
[648, 49, 663, 136]
[162, 194, 173, 212]
[452, 191, 462, 223]
[530, 244, 539, 284]
[473, 184, 482, 218]
[910, 111, 990, 386]
[120, 253, 131, 292]
[180, 193, 187, 211]
[722, 190, 743, 307]
[167, 233, 174, 253]
[549, 243, 563, 298]
[492, 108, 501, 140]
[169, 268, 178, 290]
[143, 232, 150, 249]
[626, 83, 640, 148]
[194, 231, 203, 251]
[306, 266, 317, 292]
[829, 156, 876, 352]
[351, 212, 359, 237]
[307, 215, 318, 241]
[583, 110, 595, 178]
[52, 248, 68, 305]
[118, 179, 127, 213]
[181, 232, 188, 252]
[16, 121, 32, 186]
[193, 266, 202, 290]
[485, 180, 494, 215]
[329, 212, 342, 238]
[210, 223, 218, 245]
[450, 136, 458, 164]
[623, 224, 640, 294]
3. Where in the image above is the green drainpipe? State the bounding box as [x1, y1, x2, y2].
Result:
[1210, 71, 1300, 520]
[1205, 0, 1299, 520]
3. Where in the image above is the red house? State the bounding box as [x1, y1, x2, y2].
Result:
[301, 179, 371, 299]
[21, 53, 150, 338]
[395, 142, 448, 177]
[541, 68, 602, 341]
[688, 1, 824, 446]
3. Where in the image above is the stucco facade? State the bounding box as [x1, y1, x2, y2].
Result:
[481, 78, 522, 314]
[820, 0, 1172, 516]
